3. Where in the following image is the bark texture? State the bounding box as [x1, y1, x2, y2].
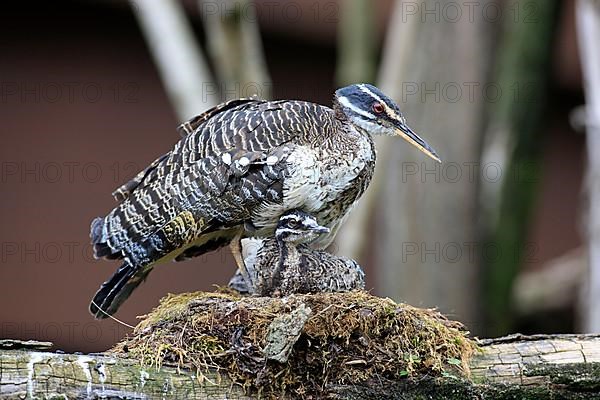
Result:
[2, 335, 600, 399]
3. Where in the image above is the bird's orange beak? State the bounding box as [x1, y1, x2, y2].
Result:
[394, 121, 441, 163]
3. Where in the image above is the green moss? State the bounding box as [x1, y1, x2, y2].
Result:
[113, 290, 475, 399]
[526, 363, 600, 392]
[329, 378, 600, 400]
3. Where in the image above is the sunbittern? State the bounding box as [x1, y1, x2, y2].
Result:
[89, 83, 440, 318]
[228, 209, 366, 296]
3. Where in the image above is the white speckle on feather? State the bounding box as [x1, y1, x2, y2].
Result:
[222, 153, 232, 165]
[239, 157, 250, 166]
[266, 155, 278, 165]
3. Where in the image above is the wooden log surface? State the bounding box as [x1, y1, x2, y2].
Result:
[471, 333, 600, 385]
[2, 334, 600, 399]
[0, 345, 248, 400]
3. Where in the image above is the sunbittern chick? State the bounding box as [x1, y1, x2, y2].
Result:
[228, 210, 366, 296]
[90, 84, 439, 318]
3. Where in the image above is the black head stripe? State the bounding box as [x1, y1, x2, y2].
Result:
[336, 83, 402, 123]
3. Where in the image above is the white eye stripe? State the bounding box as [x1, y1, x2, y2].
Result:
[279, 214, 318, 228]
[280, 214, 300, 221]
[358, 84, 385, 105]
[277, 227, 304, 235]
[337, 96, 375, 120]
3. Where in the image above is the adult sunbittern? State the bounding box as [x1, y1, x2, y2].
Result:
[89, 83, 440, 318]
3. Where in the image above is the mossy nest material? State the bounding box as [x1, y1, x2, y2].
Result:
[114, 290, 475, 398]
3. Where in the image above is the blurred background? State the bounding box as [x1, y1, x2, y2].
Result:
[0, 0, 597, 353]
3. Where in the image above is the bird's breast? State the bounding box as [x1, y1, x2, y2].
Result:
[249, 132, 375, 245]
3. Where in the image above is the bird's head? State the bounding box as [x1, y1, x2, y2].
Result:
[334, 83, 441, 163]
[275, 210, 330, 245]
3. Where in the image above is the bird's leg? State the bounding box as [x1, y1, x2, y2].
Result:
[230, 230, 255, 293]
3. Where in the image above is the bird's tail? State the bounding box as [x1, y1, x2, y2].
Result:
[89, 261, 152, 319]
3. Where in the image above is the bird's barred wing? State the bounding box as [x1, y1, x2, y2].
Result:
[111, 153, 169, 202]
[176, 98, 259, 138]
[111, 98, 260, 202]
[92, 146, 289, 265]
[165, 147, 290, 263]
[91, 99, 334, 265]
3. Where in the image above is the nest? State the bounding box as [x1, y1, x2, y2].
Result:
[113, 290, 475, 398]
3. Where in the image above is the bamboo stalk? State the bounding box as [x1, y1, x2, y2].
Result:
[131, 0, 218, 120]
[576, 0, 600, 333]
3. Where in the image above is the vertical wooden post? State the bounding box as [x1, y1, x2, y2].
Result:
[576, 0, 600, 332]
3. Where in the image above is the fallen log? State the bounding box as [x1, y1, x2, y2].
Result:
[1, 293, 600, 399]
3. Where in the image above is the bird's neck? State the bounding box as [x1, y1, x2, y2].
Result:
[278, 240, 302, 269]
[270, 239, 302, 292]
[331, 100, 372, 139]
[332, 99, 346, 121]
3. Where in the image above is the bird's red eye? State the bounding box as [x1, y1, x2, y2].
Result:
[372, 103, 384, 114]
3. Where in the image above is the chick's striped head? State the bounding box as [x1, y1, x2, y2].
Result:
[275, 210, 330, 244]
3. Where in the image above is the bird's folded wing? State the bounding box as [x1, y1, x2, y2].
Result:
[176, 97, 259, 138]
[92, 99, 334, 265]
[111, 98, 262, 202]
